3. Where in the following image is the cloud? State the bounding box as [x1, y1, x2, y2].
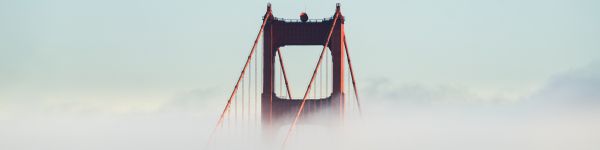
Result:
[2, 61, 600, 150]
[361, 78, 513, 106]
[361, 60, 600, 108]
[526, 61, 600, 106]
[163, 88, 219, 110]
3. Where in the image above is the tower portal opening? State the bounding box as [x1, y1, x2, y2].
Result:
[274, 46, 333, 99]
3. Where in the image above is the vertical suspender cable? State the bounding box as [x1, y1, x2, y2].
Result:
[235, 87, 238, 129]
[241, 78, 244, 130]
[325, 47, 329, 114]
[248, 57, 251, 128]
[254, 41, 258, 128]
[326, 48, 329, 97]
[247, 56, 251, 130]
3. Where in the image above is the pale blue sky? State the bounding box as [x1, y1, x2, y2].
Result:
[1, 0, 599, 114]
[1, 1, 600, 150]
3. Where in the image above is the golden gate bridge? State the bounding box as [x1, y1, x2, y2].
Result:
[207, 3, 362, 149]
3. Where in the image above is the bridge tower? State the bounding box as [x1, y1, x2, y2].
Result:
[207, 4, 361, 147]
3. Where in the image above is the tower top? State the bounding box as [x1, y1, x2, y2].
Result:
[266, 3, 340, 12]
[265, 3, 343, 23]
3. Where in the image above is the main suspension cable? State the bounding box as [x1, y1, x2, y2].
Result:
[207, 11, 271, 146]
[343, 35, 363, 116]
[277, 48, 293, 99]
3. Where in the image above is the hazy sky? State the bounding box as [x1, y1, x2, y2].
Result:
[1, 0, 599, 117]
[1, 0, 600, 150]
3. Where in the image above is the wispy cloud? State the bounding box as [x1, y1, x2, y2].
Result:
[526, 61, 600, 106]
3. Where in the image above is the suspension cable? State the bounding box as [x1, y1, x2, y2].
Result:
[277, 48, 293, 99]
[207, 11, 271, 145]
[343, 35, 363, 116]
[278, 56, 282, 97]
